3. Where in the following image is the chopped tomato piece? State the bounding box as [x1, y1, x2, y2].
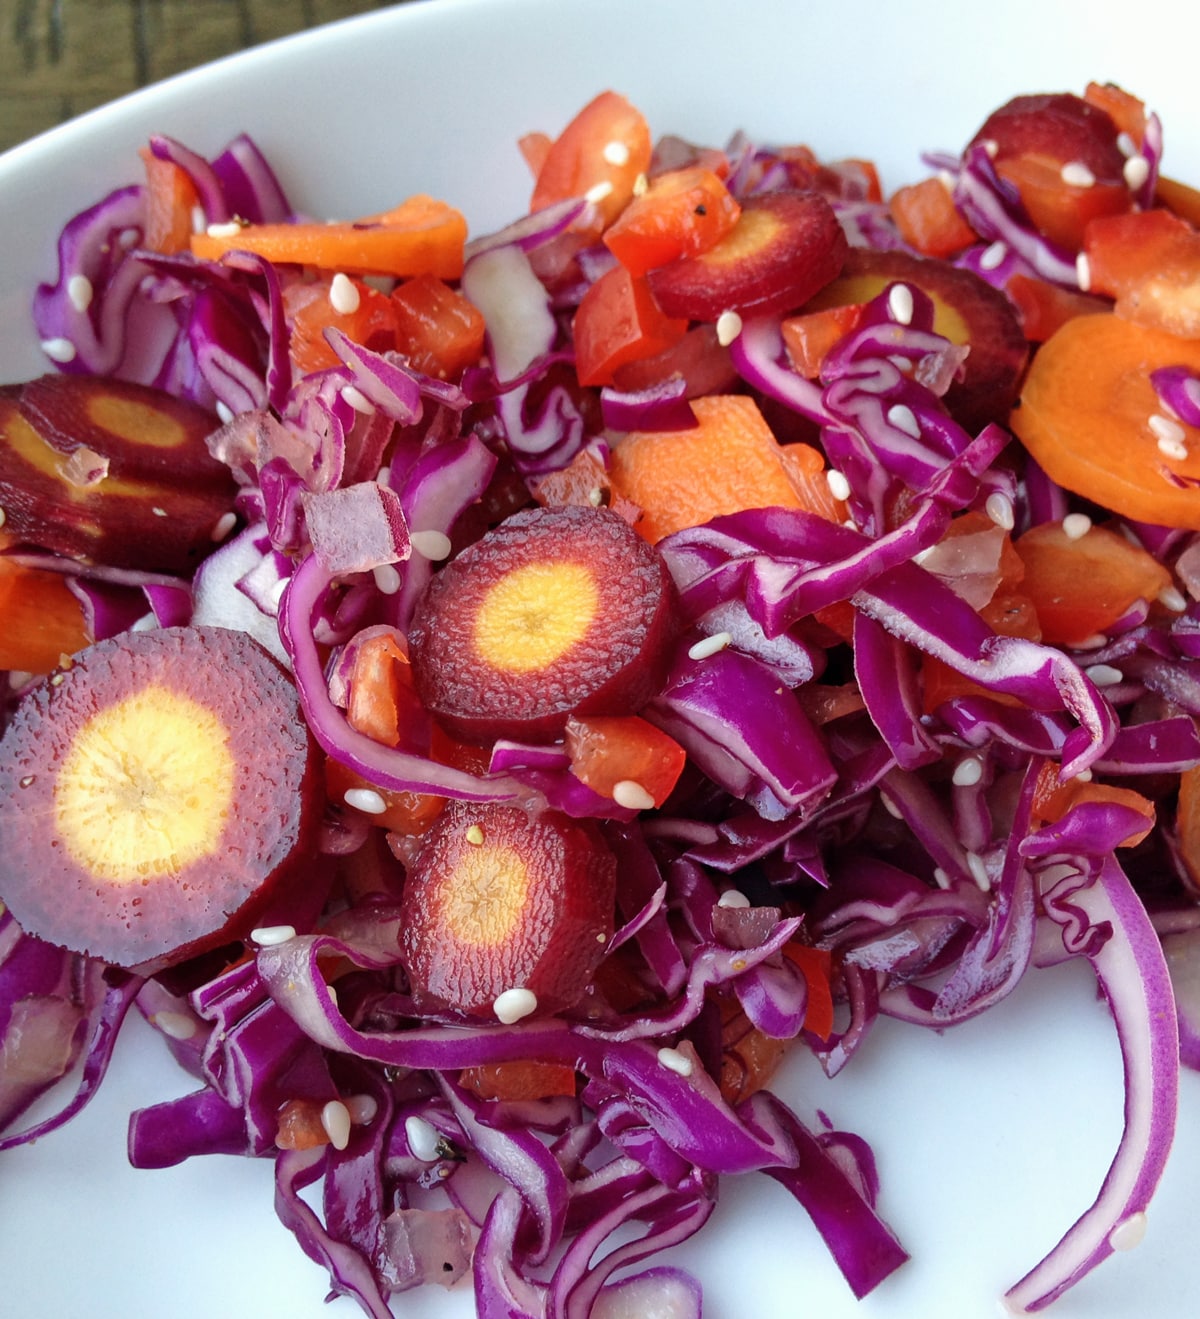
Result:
[780, 303, 865, 378]
[530, 91, 653, 235]
[0, 555, 92, 673]
[995, 152, 1132, 252]
[1004, 272, 1111, 342]
[1083, 208, 1200, 338]
[517, 131, 553, 179]
[603, 166, 741, 276]
[782, 943, 836, 1040]
[1013, 520, 1171, 647]
[572, 264, 688, 387]
[1083, 82, 1148, 149]
[139, 147, 200, 255]
[325, 757, 447, 837]
[459, 1060, 578, 1101]
[564, 713, 687, 808]
[345, 630, 427, 749]
[390, 273, 486, 380]
[888, 176, 979, 257]
[284, 276, 398, 376]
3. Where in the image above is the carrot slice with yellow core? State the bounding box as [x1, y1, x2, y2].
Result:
[473, 561, 599, 673]
[1011, 313, 1200, 529]
[438, 843, 530, 946]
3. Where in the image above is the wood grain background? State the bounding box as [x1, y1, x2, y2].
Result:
[0, 0, 406, 152]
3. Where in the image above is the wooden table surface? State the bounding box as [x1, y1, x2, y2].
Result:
[0, 0, 409, 153]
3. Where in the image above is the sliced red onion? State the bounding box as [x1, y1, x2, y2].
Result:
[301, 481, 410, 575]
[148, 134, 231, 224]
[324, 329, 424, 423]
[1151, 364, 1200, 427]
[600, 378, 697, 433]
[211, 133, 293, 224]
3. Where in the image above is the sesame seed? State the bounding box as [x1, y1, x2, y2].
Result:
[585, 180, 614, 204]
[40, 337, 77, 363]
[887, 283, 914, 325]
[493, 987, 538, 1024]
[966, 851, 991, 891]
[18, 774, 35, 788]
[1108, 1212, 1147, 1252]
[321, 1100, 352, 1151]
[1077, 633, 1108, 650]
[979, 241, 1007, 271]
[191, 205, 207, 234]
[1123, 154, 1150, 191]
[0, 506, 6, 529]
[1159, 585, 1187, 612]
[1060, 160, 1095, 188]
[119, 227, 141, 249]
[981, 139, 999, 158]
[688, 631, 733, 661]
[372, 562, 401, 595]
[405, 1114, 442, 1161]
[1062, 512, 1092, 541]
[465, 824, 485, 845]
[716, 310, 743, 346]
[268, 577, 289, 608]
[328, 272, 360, 314]
[613, 779, 656, 810]
[886, 403, 921, 438]
[880, 792, 903, 819]
[985, 491, 1015, 530]
[657, 1046, 694, 1077]
[1158, 435, 1189, 462]
[215, 400, 235, 424]
[1116, 131, 1138, 158]
[632, 172, 649, 197]
[345, 787, 388, 815]
[345, 1094, 378, 1125]
[340, 384, 376, 414]
[1075, 252, 1092, 292]
[1150, 413, 1187, 449]
[67, 274, 94, 312]
[932, 867, 951, 889]
[1085, 663, 1124, 687]
[952, 756, 983, 787]
[152, 1011, 198, 1041]
[206, 220, 245, 239]
[717, 889, 751, 908]
[49, 672, 65, 687]
[211, 511, 237, 542]
[410, 529, 452, 561]
[250, 924, 297, 946]
[151, 506, 168, 518]
[826, 468, 852, 502]
[1075, 768, 1093, 782]
[602, 140, 630, 166]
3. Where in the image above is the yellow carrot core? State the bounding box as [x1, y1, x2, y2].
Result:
[87, 395, 188, 449]
[441, 843, 529, 945]
[473, 562, 598, 671]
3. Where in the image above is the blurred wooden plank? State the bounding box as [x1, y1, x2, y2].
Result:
[0, 0, 399, 152]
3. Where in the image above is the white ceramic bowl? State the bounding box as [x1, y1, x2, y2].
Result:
[3, 2, 1200, 1316]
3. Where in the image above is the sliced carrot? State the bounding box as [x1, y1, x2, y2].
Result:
[888, 176, 978, 257]
[780, 303, 865, 378]
[390, 273, 486, 380]
[777, 441, 847, 522]
[1178, 765, 1200, 886]
[608, 394, 833, 543]
[1013, 520, 1171, 647]
[564, 713, 687, 808]
[1155, 175, 1200, 228]
[0, 557, 91, 673]
[139, 147, 200, 255]
[1005, 272, 1111, 342]
[459, 1060, 578, 1102]
[1010, 313, 1200, 529]
[190, 194, 467, 279]
[602, 166, 741, 276]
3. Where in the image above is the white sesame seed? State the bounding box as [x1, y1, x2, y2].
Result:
[328, 272, 361, 315]
[268, 576, 289, 607]
[1085, 663, 1124, 687]
[717, 889, 751, 908]
[119, 226, 141, 249]
[40, 337, 77, 363]
[979, 240, 1007, 271]
[602, 140, 630, 166]
[1076, 252, 1092, 292]
[151, 506, 168, 518]
[410, 529, 452, 561]
[67, 274, 94, 312]
[1116, 131, 1138, 158]
[152, 1011, 198, 1041]
[1150, 413, 1187, 449]
[880, 792, 904, 819]
[211, 510, 237, 542]
[952, 756, 983, 787]
[932, 867, 951, 889]
[321, 1100, 352, 1151]
[215, 400, 235, 424]
[985, 491, 1015, 530]
[1075, 768, 1093, 782]
[1159, 585, 1188, 612]
[191, 205, 207, 234]
[250, 924, 297, 946]
[1108, 1212, 1147, 1252]
[716, 310, 743, 346]
[465, 824, 485, 846]
[888, 283, 914, 325]
[0, 506, 7, 529]
[966, 851, 991, 891]
[613, 779, 656, 811]
[493, 987, 538, 1024]
[584, 486, 605, 508]
[886, 403, 921, 439]
[405, 1114, 442, 1161]
[1158, 436, 1189, 462]
[657, 1046, 694, 1077]
[632, 172, 649, 197]
[981, 139, 999, 158]
[1123, 154, 1150, 191]
[826, 468, 852, 502]
[372, 562, 401, 595]
[345, 787, 388, 815]
[688, 631, 733, 661]
[1062, 513, 1092, 541]
[1077, 633, 1109, 650]
[345, 1094, 378, 1125]
[206, 220, 245, 239]
[1060, 161, 1095, 188]
[340, 384, 376, 414]
[585, 180, 614, 204]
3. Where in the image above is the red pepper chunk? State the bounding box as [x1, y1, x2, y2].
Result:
[572, 264, 688, 386]
[564, 713, 686, 808]
[398, 802, 617, 1019]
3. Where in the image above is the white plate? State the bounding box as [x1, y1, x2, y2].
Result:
[3, 1, 1200, 1316]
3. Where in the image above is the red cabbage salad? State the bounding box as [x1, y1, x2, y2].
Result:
[5, 81, 1200, 1317]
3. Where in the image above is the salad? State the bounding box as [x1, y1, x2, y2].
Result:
[3, 76, 1200, 1319]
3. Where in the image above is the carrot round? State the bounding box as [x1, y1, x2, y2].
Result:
[1010, 313, 1200, 528]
